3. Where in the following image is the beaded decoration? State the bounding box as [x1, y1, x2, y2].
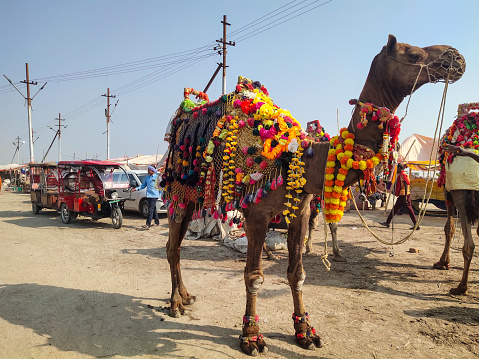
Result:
[437, 103, 479, 187]
[163, 77, 311, 226]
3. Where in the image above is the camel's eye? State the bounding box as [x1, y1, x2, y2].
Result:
[408, 53, 420, 63]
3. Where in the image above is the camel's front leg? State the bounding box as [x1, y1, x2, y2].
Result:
[240, 217, 269, 356]
[434, 192, 455, 270]
[166, 204, 195, 317]
[329, 222, 346, 262]
[451, 214, 475, 295]
[287, 199, 323, 350]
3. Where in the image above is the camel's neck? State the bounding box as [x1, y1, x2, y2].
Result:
[348, 59, 411, 153]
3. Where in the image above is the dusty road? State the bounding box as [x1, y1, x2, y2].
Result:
[1, 190, 478, 358]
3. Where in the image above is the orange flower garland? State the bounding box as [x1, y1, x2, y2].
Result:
[324, 128, 381, 223]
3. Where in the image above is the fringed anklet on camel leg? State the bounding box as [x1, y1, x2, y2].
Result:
[239, 315, 268, 355]
[292, 313, 323, 349]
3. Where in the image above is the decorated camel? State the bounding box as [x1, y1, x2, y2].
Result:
[161, 35, 464, 355]
[434, 103, 479, 294]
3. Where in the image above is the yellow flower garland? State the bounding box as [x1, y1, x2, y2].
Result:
[324, 128, 381, 223]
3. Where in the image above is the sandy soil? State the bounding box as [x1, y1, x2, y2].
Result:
[1, 190, 479, 359]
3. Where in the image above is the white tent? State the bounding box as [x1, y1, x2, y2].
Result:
[398, 133, 439, 164]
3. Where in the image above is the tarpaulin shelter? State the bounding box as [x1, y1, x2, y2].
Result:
[399, 133, 445, 213]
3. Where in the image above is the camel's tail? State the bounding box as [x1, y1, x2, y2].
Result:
[465, 190, 479, 224]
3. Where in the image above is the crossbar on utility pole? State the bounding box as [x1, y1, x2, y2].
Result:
[216, 15, 235, 95]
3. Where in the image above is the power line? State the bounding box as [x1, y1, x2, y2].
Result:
[231, 0, 333, 43]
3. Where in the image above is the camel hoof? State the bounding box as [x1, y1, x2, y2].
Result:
[169, 309, 181, 318]
[240, 341, 267, 356]
[433, 262, 450, 270]
[267, 254, 278, 261]
[183, 295, 196, 305]
[450, 286, 468, 295]
[313, 335, 324, 348]
[296, 337, 318, 350]
[332, 254, 347, 262]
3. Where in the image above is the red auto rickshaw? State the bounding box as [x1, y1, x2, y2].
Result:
[57, 160, 129, 228]
[30, 162, 59, 214]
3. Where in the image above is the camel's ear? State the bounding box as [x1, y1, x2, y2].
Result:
[387, 34, 397, 54]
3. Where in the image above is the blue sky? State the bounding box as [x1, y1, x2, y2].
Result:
[1, 0, 478, 165]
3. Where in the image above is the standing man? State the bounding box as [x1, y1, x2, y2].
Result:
[379, 163, 420, 230]
[132, 165, 160, 229]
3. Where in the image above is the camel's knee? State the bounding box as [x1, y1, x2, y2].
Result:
[244, 270, 264, 295]
[463, 241, 475, 261]
[287, 270, 306, 292]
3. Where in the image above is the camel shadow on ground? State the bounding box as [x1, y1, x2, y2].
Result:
[0, 283, 329, 359]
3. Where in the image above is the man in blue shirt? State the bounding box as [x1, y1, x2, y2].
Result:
[132, 165, 160, 229]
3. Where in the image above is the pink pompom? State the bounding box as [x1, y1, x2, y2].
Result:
[260, 161, 268, 170]
[271, 179, 277, 190]
[277, 174, 283, 186]
[173, 195, 179, 202]
[169, 207, 175, 216]
[247, 118, 254, 126]
[213, 210, 219, 219]
[250, 179, 256, 185]
[246, 158, 254, 166]
[235, 167, 244, 174]
[192, 212, 198, 220]
[242, 146, 249, 155]
[193, 111, 199, 119]
[301, 140, 309, 148]
[357, 122, 364, 129]
[238, 120, 246, 128]
[202, 108, 207, 115]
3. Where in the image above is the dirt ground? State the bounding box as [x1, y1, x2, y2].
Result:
[1, 190, 479, 359]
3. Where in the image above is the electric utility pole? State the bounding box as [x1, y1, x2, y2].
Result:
[102, 88, 116, 160]
[3, 63, 47, 163]
[12, 136, 24, 164]
[55, 113, 67, 161]
[215, 15, 235, 95]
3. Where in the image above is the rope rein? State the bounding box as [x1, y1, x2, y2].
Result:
[350, 71, 451, 246]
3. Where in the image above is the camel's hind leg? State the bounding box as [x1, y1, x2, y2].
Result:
[166, 202, 196, 317]
[449, 191, 477, 295]
[287, 197, 323, 350]
[434, 191, 455, 270]
[240, 212, 269, 356]
[329, 222, 346, 262]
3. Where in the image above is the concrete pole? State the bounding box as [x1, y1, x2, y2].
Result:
[25, 63, 34, 163]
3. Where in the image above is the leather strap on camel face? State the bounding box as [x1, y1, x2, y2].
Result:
[380, 47, 464, 85]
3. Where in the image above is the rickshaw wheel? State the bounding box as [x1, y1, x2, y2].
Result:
[112, 206, 123, 229]
[60, 203, 72, 224]
[32, 202, 40, 215]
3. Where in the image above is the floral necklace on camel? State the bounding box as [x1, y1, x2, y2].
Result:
[323, 100, 401, 223]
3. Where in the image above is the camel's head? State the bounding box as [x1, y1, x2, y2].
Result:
[376, 35, 465, 94]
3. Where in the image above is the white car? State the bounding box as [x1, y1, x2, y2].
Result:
[123, 169, 166, 217]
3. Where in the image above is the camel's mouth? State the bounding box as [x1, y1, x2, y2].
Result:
[428, 47, 466, 84]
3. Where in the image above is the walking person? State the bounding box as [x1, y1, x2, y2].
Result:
[379, 163, 420, 229]
[132, 165, 160, 229]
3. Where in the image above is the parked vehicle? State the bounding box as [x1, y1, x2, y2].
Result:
[123, 169, 166, 217]
[57, 160, 129, 229]
[30, 162, 59, 214]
